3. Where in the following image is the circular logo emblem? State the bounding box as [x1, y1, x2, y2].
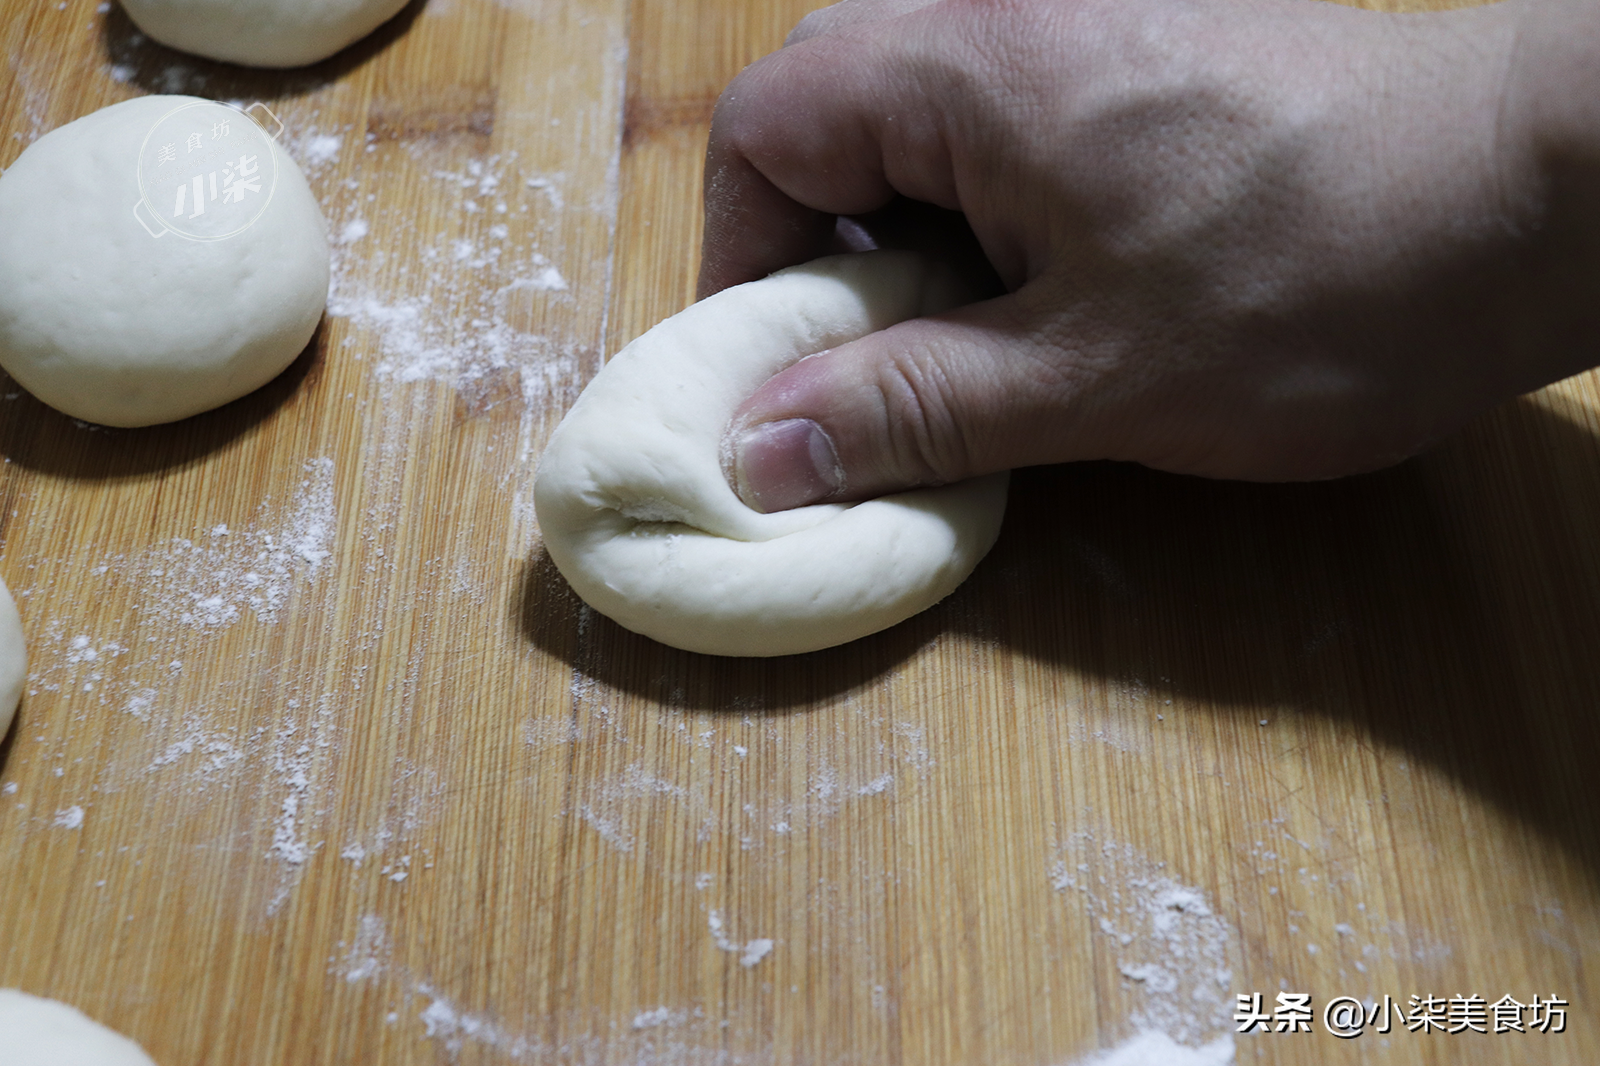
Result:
[137, 100, 279, 241]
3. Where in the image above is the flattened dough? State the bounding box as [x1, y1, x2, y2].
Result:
[0, 577, 23, 740]
[0, 989, 159, 1066]
[121, 0, 411, 68]
[534, 251, 1008, 657]
[0, 96, 329, 427]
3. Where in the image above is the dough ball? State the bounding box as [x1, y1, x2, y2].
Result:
[121, 0, 411, 68]
[0, 96, 329, 428]
[0, 989, 159, 1066]
[0, 577, 24, 740]
[534, 251, 1009, 658]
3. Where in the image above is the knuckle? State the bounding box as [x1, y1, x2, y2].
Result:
[713, 49, 811, 154]
[872, 342, 973, 486]
[785, 7, 835, 47]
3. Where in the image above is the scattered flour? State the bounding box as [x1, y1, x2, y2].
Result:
[333, 763, 446, 880]
[329, 921, 547, 1058]
[524, 174, 564, 210]
[264, 787, 307, 864]
[1064, 1031, 1235, 1066]
[325, 152, 585, 404]
[338, 914, 391, 984]
[1050, 835, 1237, 1058]
[26, 630, 127, 701]
[561, 703, 927, 860]
[143, 714, 247, 783]
[28, 457, 338, 646]
[262, 696, 341, 914]
[5, 452, 338, 842]
[267, 725, 318, 866]
[53, 804, 84, 829]
[301, 133, 343, 168]
[576, 761, 686, 855]
[631, 1006, 684, 1030]
[4, 53, 56, 145]
[417, 987, 538, 1059]
[278, 117, 359, 179]
[337, 935, 741, 1062]
[707, 910, 774, 969]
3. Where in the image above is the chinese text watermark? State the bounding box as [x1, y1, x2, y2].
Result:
[1234, 992, 1568, 1039]
[134, 100, 281, 241]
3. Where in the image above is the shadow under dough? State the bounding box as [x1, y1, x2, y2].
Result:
[0, 317, 328, 482]
[517, 546, 936, 714]
[99, 0, 431, 101]
[518, 395, 1600, 887]
[0, 710, 16, 782]
[966, 396, 1600, 890]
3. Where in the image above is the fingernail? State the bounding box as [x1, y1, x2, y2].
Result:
[733, 418, 843, 512]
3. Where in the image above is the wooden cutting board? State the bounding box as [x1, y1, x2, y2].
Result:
[1, 1, 1595, 1064]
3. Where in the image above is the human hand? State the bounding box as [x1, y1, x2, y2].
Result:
[701, 0, 1600, 512]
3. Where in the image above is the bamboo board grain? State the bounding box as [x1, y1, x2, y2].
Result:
[0, 1, 1597, 1064]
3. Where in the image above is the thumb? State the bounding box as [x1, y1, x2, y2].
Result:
[726, 292, 1106, 512]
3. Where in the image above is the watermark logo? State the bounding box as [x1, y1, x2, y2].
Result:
[1233, 991, 1568, 1039]
[134, 100, 284, 241]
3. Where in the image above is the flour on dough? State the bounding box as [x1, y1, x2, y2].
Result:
[0, 989, 159, 1066]
[0, 96, 329, 428]
[534, 251, 1008, 657]
[121, 0, 411, 68]
[0, 577, 23, 740]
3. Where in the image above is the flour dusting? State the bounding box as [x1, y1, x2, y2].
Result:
[564, 707, 927, 860]
[325, 151, 585, 407]
[1065, 1031, 1234, 1066]
[302, 134, 343, 167]
[337, 914, 391, 983]
[143, 714, 247, 784]
[631, 1006, 686, 1030]
[1051, 835, 1237, 1057]
[18, 457, 336, 722]
[417, 987, 538, 1058]
[707, 910, 775, 969]
[114, 457, 334, 635]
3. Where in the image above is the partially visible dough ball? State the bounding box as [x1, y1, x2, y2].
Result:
[0, 96, 329, 428]
[0, 989, 159, 1066]
[0, 577, 24, 740]
[534, 251, 1009, 658]
[121, 0, 411, 68]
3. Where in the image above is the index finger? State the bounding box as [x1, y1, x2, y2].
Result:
[697, 9, 963, 297]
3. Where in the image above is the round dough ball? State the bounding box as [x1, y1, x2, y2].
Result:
[0, 577, 25, 741]
[0, 989, 159, 1066]
[121, 0, 410, 68]
[534, 251, 1009, 658]
[0, 96, 329, 428]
